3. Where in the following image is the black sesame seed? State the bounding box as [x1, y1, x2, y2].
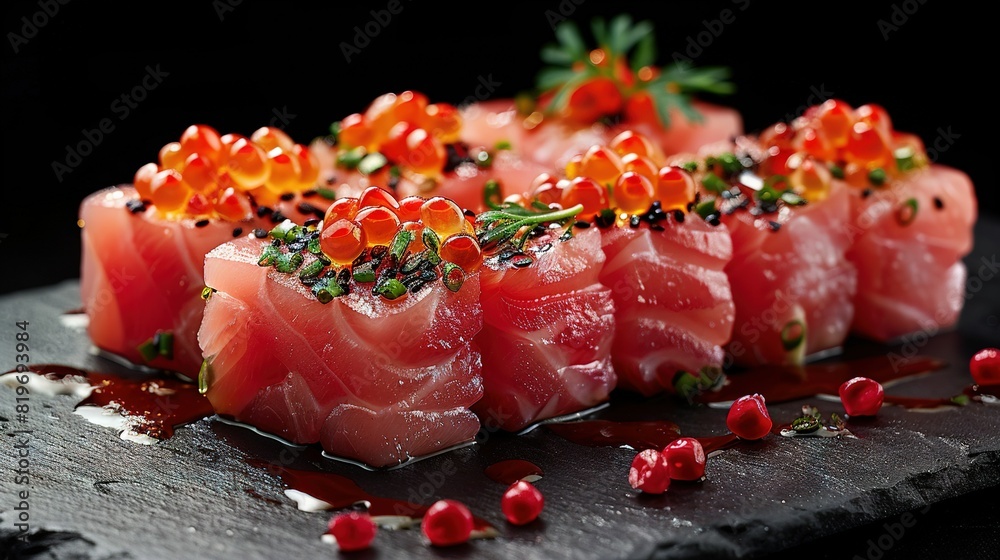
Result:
[862, 189, 873, 199]
[232, 227, 243, 237]
[512, 255, 534, 268]
[933, 196, 944, 210]
[270, 211, 286, 224]
[297, 202, 322, 217]
[257, 206, 273, 217]
[252, 228, 268, 238]
[302, 189, 318, 198]
[195, 219, 210, 228]
[673, 210, 685, 222]
[650, 224, 665, 232]
[768, 221, 782, 232]
[463, 209, 475, 218]
[708, 215, 721, 226]
[535, 243, 553, 253]
[629, 215, 641, 228]
[574, 220, 591, 229]
[326, 176, 338, 186]
[279, 192, 295, 201]
[304, 218, 320, 227]
[125, 200, 147, 214]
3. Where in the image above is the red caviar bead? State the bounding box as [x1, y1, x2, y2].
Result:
[181, 153, 218, 194]
[856, 103, 893, 138]
[610, 130, 655, 158]
[159, 142, 186, 171]
[381, 121, 418, 163]
[358, 186, 400, 212]
[291, 144, 320, 191]
[565, 78, 622, 123]
[393, 90, 428, 123]
[663, 437, 706, 481]
[628, 449, 670, 494]
[763, 146, 797, 176]
[561, 177, 609, 220]
[789, 157, 832, 201]
[656, 166, 696, 211]
[264, 148, 302, 194]
[970, 348, 1000, 386]
[405, 128, 446, 175]
[327, 512, 377, 552]
[179, 124, 223, 163]
[321, 219, 367, 265]
[815, 99, 855, 148]
[365, 92, 399, 139]
[338, 113, 372, 150]
[501, 481, 544, 526]
[845, 122, 891, 167]
[185, 192, 211, 215]
[565, 154, 585, 179]
[396, 196, 425, 222]
[214, 187, 250, 221]
[355, 206, 401, 246]
[439, 234, 482, 272]
[422, 499, 473, 547]
[614, 171, 655, 214]
[839, 377, 885, 417]
[530, 173, 563, 205]
[227, 138, 270, 191]
[726, 394, 772, 440]
[420, 197, 465, 237]
[579, 145, 624, 186]
[133, 162, 159, 199]
[423, 103, 462, 143]
[760, 122, 795, 149]
[149, 169, 189, 212]
[621, 153, 659, 183]
[325, 197, 359, 223]
[624, 91, 658, 126]
[251, 126, 294, 152]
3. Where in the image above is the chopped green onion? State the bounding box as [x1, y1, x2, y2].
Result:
[200, 286, 215, 301]
[389, 230, 413, 261]
[781, 319, 806, 351]
[198, 360, 211, 394]
[307, 237, 323, 255]
[156, 331, 174, 359]
[894, 146, 916, 172]
[829, 164, 845, 179]
[494, 140, 512, 151]
[682, 161, 698, 173]
[694, 199, 717, 220]
[868, 167, 887, 186]
[422, 228, 441, 253]
[375, 278, 408, 300]
[298, 259, 325, 280]
[311, 278, 345, 303]
[352, 261, 376, 283]
[137, 339, 158, 362]
[358, 152, 388, 176]
[791, 414, 821, 434]
[257, 245, 281, 267]
[442, 263, 465, 292]
[896, 197, 919, 226]
[336, 146, 366, 170]
[780, 191, 806, 206]
[269, 221, 297, 242]
[475, 149, 493, 169]
[717, 152, 743, 175]
[275, 252, 304, 273]
[701, 173, 729, 194]
[316, 187, 336, 200]
[950, 394, 971, 406]
[328, 120, 341, 143]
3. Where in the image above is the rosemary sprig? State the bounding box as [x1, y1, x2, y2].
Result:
[476, 204, 583, 252]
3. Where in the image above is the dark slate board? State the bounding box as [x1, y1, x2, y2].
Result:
[1, 219, 999, 560]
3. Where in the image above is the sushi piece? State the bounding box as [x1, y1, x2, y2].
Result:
[80, 125, 321, 377]
[473, 213, 616, 431]
[309, 91, 548, 213]
[460, 15, 741, 170]
[758, 101, 977, 341]
[520, 131, 735, 396]
[199, 189, 485, 467]
[678, 134, 858, 366]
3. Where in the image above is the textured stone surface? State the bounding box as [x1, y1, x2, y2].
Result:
[1, 219, 998, 560]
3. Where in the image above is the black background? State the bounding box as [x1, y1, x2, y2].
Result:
[1, 1, 993, 295]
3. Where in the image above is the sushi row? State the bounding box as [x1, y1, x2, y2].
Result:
[78, 18, 976, 467]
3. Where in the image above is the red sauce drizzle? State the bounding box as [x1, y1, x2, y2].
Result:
[250, 461, 494, 533]
[699, 356, 946, 405]
[10, 364, 212, 439]
[484, 460, 543, 484]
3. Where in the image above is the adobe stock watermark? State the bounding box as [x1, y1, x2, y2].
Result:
[778, 84, 835, 123]
[7, 0, 71, 54]
[853, 504, 932, 560]
[213, 0, 243, 21]
[670, 0, 751, 67]
[51, 64, 169, 183]
[544, 0, 586, 30]
[340, 0, 414, 63]
[877, 0, 929, 41]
